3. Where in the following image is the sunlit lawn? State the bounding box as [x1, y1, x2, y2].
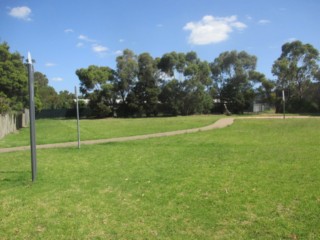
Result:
[0, 115, 222, 148]
[0, 118, 319, 239]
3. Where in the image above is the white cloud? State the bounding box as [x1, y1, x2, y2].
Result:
[157, 23, 164, 28]
[8, 6, 32, 21]
[92, 44, 108, 53]
[258, 19, 271, 25]
[183, 15, 247, 45]
[52, 77, 63, 82]
[114, 50, 123, 55]
[76, 42, 84, 48]
[78, 34, 96, 42]
[64, 28, 74, 33]
[92, 44, 109, 57]
[246, 15, 253, 21]
[119, 39, 125, 43]
[45, 62, 56, 67]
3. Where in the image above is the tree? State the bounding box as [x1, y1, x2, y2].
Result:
[76, 65, 115, 117]
[0, 42, 28, 112]
[157, 52, 178, 77]
[76, 65, 115, 95]
[272, 41, 319, 111]
[159, 79, 182, 115]
[0, 92, 11, 113]
[180, 52, 213, 114]
[157, 51, 213, 115]
[56, 90, 75, 109]
[180, 80, 213, 115]
[134, 53, 160, 116]
[249, 71, 275, 105]
[211, 51, 257, 113]
[34, 71, 58, 109]
[113, 49, 139, 116]
[114, 49, 138, 102]
[157, 52, 186, 80]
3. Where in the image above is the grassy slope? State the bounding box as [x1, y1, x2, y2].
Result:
[0, 119, 319, 239]
[0, 115, 221, 148]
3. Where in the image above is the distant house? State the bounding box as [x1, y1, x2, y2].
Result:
[252, 94, 271, 113]
[253, 102, 270, 113]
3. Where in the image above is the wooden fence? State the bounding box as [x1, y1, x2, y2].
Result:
[0, 109, 29, 139]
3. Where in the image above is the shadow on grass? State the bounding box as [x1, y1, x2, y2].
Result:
[0, 170, 31, 186]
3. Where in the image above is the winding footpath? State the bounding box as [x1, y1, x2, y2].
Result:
[0, 116, 316, 153]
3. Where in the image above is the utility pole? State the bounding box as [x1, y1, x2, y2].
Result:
[282, 89, 286, 119]
[27, 52, 37, 181]
[75, 86, 80, 149]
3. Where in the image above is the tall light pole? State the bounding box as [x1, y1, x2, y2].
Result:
[75, 86, 80, 149]
[282, 89, 286, 119]
[27, 52, 37, 181]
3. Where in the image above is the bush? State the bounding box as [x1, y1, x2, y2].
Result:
[276, 98, 319, 114]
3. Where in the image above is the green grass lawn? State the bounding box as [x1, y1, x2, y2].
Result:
[0, 115, 222, 148]
[1, 118, 319, 239]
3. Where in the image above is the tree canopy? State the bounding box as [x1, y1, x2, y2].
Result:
[76, 65, 115, 117]
[78, 45, 318, 117]
[0, 42, 78, 114]
[2, 40, 319, 116]
[211, 51, 258, 113]
[272, 40, 320, 112]
[272, 41, 319, 98]
[0, 42, 28, 113]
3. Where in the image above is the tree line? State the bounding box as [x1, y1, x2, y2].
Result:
[76, 41, 319, 117]
[1, 40, 319, 117]
[0, 42, 75, 114]
[76, 50, 268, 117]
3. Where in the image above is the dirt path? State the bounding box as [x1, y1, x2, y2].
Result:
[0, 118, 234, 153]
[1, 116, 317, 153]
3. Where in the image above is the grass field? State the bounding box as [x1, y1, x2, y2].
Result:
[1, 118, 320, 239]
[0, 115, 222, 148]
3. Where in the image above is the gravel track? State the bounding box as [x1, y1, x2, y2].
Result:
[1, 116, 317, 153]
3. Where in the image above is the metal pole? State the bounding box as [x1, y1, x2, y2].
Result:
[75, 86, 80, 149]
[282, 89, 286, 119]
[27, 52, 37, 181]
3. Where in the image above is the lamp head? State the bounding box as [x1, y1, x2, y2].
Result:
[27, 52, 32, 64]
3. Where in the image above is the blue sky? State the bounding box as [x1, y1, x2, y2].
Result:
[1, 0, 319, 92]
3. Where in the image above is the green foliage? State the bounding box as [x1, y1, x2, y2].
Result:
[211, 50, 258, 113]
[76, 65, 115, 117]
[0, 42, 77, 113]
[88, 87, 113, 118]
[76, 65, 115, 95]
[159, 79, 182, 115]
[1, 119, 320, 238]
[134, 52, 160, 116]
[75, 49, 262, 117]
[0, 42, 28, 113]
[34, 72, 58, 110]
[56, 90, 75, 109]
[114, 49, 138, 102]
[75, 49, 219, 117]
[180, 80, 213, 115]
[0, 92, 11, 113]
[250, 71, 276, 105]
[34, 72, 76, 111]
[273, 41, 320, 113]
[157, 51, 178, 77]
[158, 51, 213, 115]
[72, 41, 319, 117]
[2, 39, 320, 117]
